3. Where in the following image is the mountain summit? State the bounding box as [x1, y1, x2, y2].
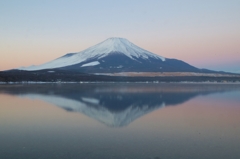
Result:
[18, 37, 209, 73]
[80, 37, 165, 61]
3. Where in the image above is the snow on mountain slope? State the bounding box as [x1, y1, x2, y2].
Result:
[18, 37, 165, 71]
[19, 93, 165, 127]
[81, 61, 100, 67]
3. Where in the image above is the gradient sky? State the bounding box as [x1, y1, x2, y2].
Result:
[1, 0, 240, 72]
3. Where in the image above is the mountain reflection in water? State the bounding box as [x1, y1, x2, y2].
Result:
[1, 83, 240, 127]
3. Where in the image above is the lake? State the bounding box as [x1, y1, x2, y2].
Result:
[0, 83, 240, 159]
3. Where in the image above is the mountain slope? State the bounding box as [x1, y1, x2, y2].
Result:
[59, 52, 202, 73]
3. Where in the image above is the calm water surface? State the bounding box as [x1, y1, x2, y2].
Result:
[0, 83, 240, 159]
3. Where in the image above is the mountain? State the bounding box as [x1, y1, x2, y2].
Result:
[18, 37, 213, 73]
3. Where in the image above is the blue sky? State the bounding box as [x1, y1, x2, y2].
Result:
[1, 0, 240, 72]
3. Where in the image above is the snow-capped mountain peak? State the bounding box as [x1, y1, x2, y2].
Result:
[18, 37, 165, 71]
[76, 37, 165, 61]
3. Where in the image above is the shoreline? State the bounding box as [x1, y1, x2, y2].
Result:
[1, 81, 240, 85]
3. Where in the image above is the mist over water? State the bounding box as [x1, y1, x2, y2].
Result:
[1, 83, 240, 159]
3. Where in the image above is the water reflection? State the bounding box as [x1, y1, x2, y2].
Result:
[1, 83, 240, 127]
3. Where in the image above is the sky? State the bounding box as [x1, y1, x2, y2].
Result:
[0, 0, 240, 73]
